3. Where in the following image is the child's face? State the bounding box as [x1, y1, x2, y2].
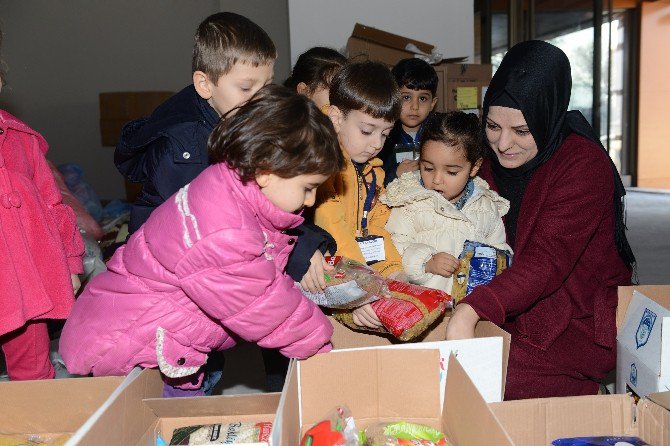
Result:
[399, 87, 438, 133]
[195, 61, 274, 117]
[419, 140, 481, 202]
[257, 172, 330, 214]
[328, 108, 394, 164]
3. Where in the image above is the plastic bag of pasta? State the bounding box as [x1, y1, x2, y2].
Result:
[334, 280, 451, 341]
[299, 256, 388, 309]
[450, 241, 512, 303]
[360, 421, 447, 445]
[168, 422, 272, 445]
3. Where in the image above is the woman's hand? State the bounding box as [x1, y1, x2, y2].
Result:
[396, 159, 420, 177]
[300, 251, 333, 293]
[352, 304, 382, 329]
[446, 303, 480, 340]
[425, 252, 460, 278]
[71, 273, 81, 295]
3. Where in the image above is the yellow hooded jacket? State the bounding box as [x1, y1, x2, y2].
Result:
[313, 149, 402, 277]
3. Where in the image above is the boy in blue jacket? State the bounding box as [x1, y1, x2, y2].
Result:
[378, 58, 439, 186]
[115, 11, 335, 392]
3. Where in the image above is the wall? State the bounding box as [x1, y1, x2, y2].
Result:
[0, 0, 290, 199]
[288, 0, 474, 66]
[637, 0, 670, 188]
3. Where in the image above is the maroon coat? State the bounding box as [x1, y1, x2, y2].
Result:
[462, 134, 632, 399]
[0, 111, 84, 336]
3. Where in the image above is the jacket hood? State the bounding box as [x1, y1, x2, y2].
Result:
[381, 171, 509, 217]
[0, 110, 48, 154]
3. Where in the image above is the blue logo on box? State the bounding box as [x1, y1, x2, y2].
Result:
[635, 308, 657, 349]
[630, 363, 638, 387]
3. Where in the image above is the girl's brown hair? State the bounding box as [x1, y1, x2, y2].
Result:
[420, 111, 486, 165]
[209, 84, 344, 182]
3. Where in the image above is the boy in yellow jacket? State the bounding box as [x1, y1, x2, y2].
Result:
[313, 61, 404, 329]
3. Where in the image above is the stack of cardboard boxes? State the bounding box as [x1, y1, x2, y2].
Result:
[346, 23, 491, 116]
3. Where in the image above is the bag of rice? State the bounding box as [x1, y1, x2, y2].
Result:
[168, 422, 272, 445]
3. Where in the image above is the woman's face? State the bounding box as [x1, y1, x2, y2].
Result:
[485, 106, 538, 169]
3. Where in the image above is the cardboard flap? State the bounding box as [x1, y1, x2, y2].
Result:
[474, 320, 511, 396]
[143, 393, 279, 418]
[617, 286, 670, 330]
[0, 375, 123, 435]
[297, 349, 440, 427]
[274, 360, 300, 446]
[350, 23, 433, 54]
[648, 391, 670, 411]
[489, 394, 636, 445]
[637, 397, 670, 445]
[442, 354, 513, 446]
[66, 368, 163, 446]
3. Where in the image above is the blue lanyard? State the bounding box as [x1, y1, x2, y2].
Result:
[354, 163, 376, 236]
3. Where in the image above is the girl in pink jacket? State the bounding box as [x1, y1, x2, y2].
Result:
[59, 85, 343, 395]
[0, 30, 84, 381]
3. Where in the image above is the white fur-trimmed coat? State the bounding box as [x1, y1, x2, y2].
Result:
[381, 171, 511, 294]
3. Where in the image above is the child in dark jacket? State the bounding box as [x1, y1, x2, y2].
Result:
[378, 58, 439, 186]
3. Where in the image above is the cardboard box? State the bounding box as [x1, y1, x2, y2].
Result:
[0, 375, 124, 444]
[328, 314, 510, 403]
[616, 285, 670, 397]
[346, 23, 435, 67]
[69, 368, 280, 446]
[432, 63, 492, 114]
[99, 91, 173, 146]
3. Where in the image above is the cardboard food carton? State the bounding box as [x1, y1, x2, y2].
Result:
[68, 368, 280, 446]
[99, 91, 173, 146]
[328, 314, 510, 403]
[616, 285, 670, 397]
[346, 23, 436, 67]
[0, 375, 124, 445]
[432, 63, 492, 115]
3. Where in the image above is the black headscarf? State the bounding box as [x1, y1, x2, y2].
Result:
[483, 40, 635, 268]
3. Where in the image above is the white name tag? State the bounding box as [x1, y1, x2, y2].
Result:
[356, 235, 386, 264]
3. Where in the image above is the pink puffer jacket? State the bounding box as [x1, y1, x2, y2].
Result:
[59, 163, 332, 385]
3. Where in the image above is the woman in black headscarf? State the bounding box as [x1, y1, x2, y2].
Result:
[446, 40, 635, 399]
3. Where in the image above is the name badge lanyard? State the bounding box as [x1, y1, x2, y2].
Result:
[354, 164, 376, 237]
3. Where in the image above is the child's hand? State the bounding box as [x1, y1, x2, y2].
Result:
[352, 303, 382, 329]
[396, 159, 419, 177]
[300, 251, 334, 293]
[425, 252, 459, 278]
[446, 303, 480, 340]
[71, 273, 81, 295]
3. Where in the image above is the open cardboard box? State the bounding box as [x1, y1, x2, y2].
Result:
[69, 368, 280, 446]
[0, 375, 123, 444]
[346, 23, 436, 67]
[329, 314, 510, 403]
[432, 63, 492, 115]
[616, 285, 670, 397]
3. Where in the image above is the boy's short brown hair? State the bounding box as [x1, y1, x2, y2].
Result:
[192, 12, 277, 84]
[209, 84, 344, 182]
[329, 61, 400, 123]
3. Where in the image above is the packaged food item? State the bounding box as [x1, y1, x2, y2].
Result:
[450, 241, 512, 303]
[300, 406, 358, 446]
[0, 433, 71, 445]
[551, 437, 649, 446]
[168, 422, 272, 445]
[299, 256, 388, 309]
[334, 280, 451, 341]
[360, 421, 447, 445]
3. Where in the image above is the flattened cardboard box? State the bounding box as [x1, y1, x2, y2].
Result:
[0, 375, 123, 443]
[69, 367, 280, 446]
[328, 314, 510, 402]
[616, 285, 670, 397]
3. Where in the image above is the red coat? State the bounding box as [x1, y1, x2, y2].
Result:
[462, 134, 632, 399]
[0, 111, 84, 336]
